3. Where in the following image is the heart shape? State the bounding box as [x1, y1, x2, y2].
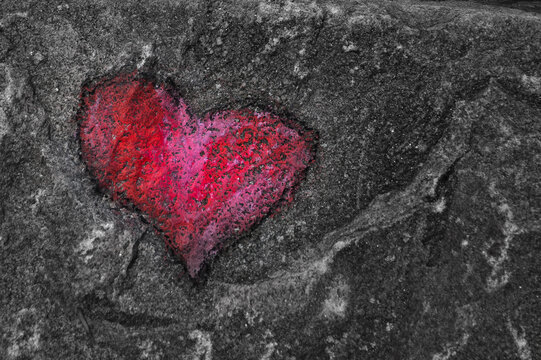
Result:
[78, 73, 315, 277]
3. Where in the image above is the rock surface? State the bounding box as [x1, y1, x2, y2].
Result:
[0, 0, 540, 359]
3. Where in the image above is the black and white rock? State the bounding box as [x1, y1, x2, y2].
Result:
[1, 1, 540, 359]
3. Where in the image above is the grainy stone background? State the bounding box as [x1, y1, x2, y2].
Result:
[0, 0, 540, 359]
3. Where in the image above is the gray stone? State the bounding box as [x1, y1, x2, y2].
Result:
[0, 0, 540, 359]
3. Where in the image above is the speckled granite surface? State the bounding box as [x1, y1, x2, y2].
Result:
[1, 1, 540, 359]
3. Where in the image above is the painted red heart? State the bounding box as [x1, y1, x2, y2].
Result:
[78, 73, 315, 277]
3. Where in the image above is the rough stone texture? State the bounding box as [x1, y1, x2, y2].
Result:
[0, 0, 540, 359]
[442, 0, 541, 13]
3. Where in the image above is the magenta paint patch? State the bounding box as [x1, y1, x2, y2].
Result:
[78, 73, 315, 278]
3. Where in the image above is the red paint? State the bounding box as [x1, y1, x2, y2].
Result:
[79, 73, 315, 277]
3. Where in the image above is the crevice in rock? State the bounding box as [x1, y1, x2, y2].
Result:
[421, 156, 461, 267]
[81, 292, 177, 329]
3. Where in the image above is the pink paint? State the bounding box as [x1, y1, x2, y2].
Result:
[79, 73, 315, 277]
